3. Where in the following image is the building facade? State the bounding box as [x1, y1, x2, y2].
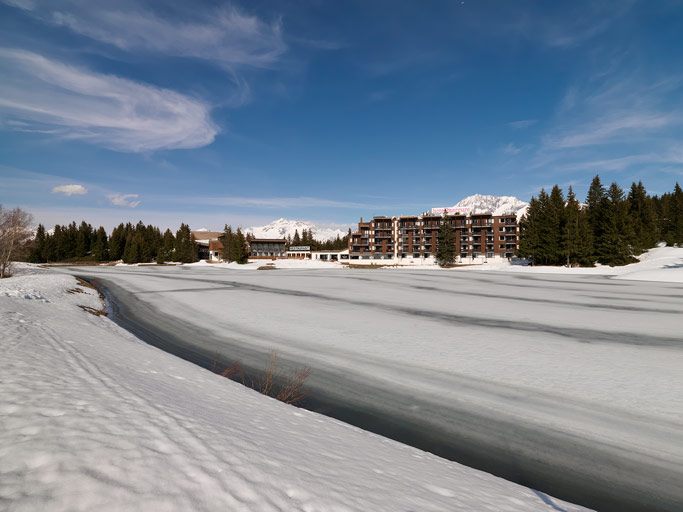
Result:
[349, 211, 519, 263]
[249, 239, 287, 258]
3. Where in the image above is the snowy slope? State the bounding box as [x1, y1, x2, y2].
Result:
[247, 218, 349, 241]
[479, 245, 683, 283]
[0, 266, 590, 512]
[451, 194, 529, 219]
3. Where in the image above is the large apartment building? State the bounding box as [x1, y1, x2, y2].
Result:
[349, 210, 519, 263]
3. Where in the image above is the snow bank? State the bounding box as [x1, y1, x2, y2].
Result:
[0, 266, 588, 511]
[187, 259, 342, 270]
[478, 245, 683, 283]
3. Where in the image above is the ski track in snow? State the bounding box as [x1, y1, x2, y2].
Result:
[0, 266, 589, 512]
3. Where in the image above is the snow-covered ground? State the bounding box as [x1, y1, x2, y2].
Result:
[184, 245, 683, 283]
[0, 266, 590, 511]
[477, 245, 683, 283]
[54, 258, 683, 510]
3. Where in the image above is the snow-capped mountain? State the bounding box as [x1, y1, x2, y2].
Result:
[247, 218, 350, 242]
[452, 194, 529, 220]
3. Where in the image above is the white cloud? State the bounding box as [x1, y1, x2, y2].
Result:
[544, 112, 679, 150]
[0, 48, 218, 152]
[52, 184, 87, 196]
[508, 119, 537, 129]
[501, 143, 522, 156]
[108, 193, 141, 208]
[5, 1, 286, 69]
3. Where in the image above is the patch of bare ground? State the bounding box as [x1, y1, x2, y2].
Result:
[73, 277, 107, 316]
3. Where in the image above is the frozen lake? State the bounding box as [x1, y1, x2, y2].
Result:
[70, 265, 683, 512]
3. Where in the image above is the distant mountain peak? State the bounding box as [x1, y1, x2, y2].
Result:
[247, 218, 350, 241]
[431, 194, 529, 220]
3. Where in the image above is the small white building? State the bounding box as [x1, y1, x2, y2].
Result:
[312, 249, 349, 262]
[286, 245, 311, 259]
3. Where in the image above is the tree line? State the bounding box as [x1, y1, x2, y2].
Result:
[519, 176, 683, 266]
[288, 228, 351, 251]
[29, 221, 197, 264]
[27, 220, 352, 265]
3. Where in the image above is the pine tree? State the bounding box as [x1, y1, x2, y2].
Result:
[436, 218, 455, 266]
[598, 183, 635, 265]
[234, 228, 249, 264]
[548, 185, 566, 265]
[562, 187, 593, 266]
[292, 229, 301, 245]
[221, 225, 234, 262]
[92, 227, 109, 262]
[519, 196, 541, 263]
[669, 183, 683, 245]
[175, 223, 196, 263]
[627, 181, 657, 252]
[29, 224, 47, 263]
[109, 223, 126, 261]
[586, 175, 607, 255]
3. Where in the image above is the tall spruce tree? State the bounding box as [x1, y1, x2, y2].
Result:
[234, 228, 249, 264]
[586, 175, 607, 255]
[562, 187, 593, 266]
[92, 227, 109, 262]
[598, 183, 635, 265]
[221, 225, 234, 262]
[436, 218, 456, 266]
[29, 224, 47, 263]
[519, 196, 541, 263]
[175, 223, 196, 263]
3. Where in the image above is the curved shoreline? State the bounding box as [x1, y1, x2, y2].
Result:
[84, 274, 682, 512]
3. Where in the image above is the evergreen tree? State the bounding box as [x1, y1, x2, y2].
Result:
[233, 227, 249, 264]
[562, 187, 593, 266]
[627, 181, 657, 252]
[598, 183, 636, 265]
[76, 221, 93, 258]
[29, 224, 47, 263]
[109, 223, 127, 261]
[92, 227, 109, 262]
[586, 175, 608, 259]
[221, 225, 234, 262]
[519, 196, 541, 263]
[547, 185, 566, 265]
[122, 233, 139, 263]
[436, 218, 455, 266]
[667, 183, 683, 245]
[292, 229, 301, 245]
[175, 223, 197, 263]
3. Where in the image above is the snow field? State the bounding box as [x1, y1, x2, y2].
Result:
[0, 266, 589, 511]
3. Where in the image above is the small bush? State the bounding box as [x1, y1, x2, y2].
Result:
[215, 351, 311, 406]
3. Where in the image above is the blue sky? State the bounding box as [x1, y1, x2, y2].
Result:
[1, 0, 683, 230]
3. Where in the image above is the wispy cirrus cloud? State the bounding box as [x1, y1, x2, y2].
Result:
[508, 119, 537, 129]
[501, 143, 523, 156]
[531, 61, 683, 178]
[0, 48, 218, 152]
[52, 184, 87, 196]
[108, 193, 141, 208]
[3, 0, 286, 70]
[183, 195, 371, 209]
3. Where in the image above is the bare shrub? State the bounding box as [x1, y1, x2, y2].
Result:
[215, 350, 311, 406]
[0, 206, 33, 278]
[78, 305, 107, 316]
